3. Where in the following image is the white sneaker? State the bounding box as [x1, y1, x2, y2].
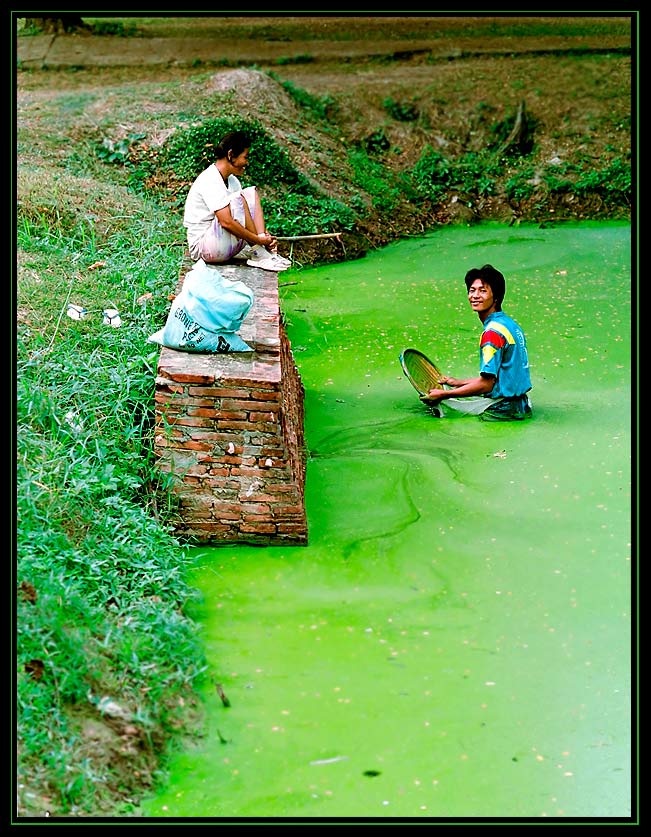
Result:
[232, 244, 255, 262]
[246, 252, 290, 272]
[268, 251, 291, 267]
[248, 246, 291, 267]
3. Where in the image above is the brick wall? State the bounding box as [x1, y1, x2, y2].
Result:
[153, 258, 308, 545]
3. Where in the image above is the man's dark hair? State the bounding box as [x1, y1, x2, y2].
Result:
[464, 264, 506, 309]
[215, 131, 251, 160]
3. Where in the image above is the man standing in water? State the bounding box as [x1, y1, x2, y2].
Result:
[422, 264, 532, 420]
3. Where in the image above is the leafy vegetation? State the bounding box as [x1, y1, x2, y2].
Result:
[273, 75, 338, 122]
[348, 148, 406, 213]
[412, 148, 506, 203]
[158, 117, 307, 189]
[16, 192, 208, 816]
[382, 96, 419, 123]
[263, 192, 356, 237]
[126, 114, 356, 235]
[113, 79, 630, 239]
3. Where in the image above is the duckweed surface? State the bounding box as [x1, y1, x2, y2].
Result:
[140, 222, 632, 821]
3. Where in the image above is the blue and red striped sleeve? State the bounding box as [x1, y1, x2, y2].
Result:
[480, 329, 507, 350]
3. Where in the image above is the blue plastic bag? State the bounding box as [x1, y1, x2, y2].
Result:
[148, 261, 254, 353]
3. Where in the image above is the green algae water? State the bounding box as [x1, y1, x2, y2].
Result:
[140, 222, 632, 821]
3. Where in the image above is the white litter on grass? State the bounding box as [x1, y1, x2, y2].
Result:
[102, 308, 122, 327]
[64, 410, 83, 434]
[66, 304, 88, 320]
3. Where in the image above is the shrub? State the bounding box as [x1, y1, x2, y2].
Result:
[411, 147, 498, 202]
[383, 96, 419, 122]
[158, 117, 310, 190]
[262, 192, 355, 236]
[348, 149, 403, 212]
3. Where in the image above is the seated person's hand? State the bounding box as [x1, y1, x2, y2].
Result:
[258, 231, 277, 250]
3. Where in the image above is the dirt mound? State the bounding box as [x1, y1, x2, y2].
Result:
[202, 69, 348, 205]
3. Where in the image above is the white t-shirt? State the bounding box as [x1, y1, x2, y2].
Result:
[183, 164, 243, 248]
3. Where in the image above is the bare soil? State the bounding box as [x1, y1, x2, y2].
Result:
[17, 15, 632, 266]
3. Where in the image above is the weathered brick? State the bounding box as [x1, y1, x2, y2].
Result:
[153, 259, 308, 546]
[189, 386, 251, 398]
[240, 523, 277, 534]
[180, 440, 214, 451]
[277, 523, 308, 535]
[272, 504, 306, 518]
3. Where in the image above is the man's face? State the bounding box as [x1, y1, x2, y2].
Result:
[467, 278, 496, 314]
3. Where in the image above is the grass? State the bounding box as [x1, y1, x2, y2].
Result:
[16, 177, 209, 817]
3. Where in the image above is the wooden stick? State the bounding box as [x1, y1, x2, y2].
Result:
[275, 233, 342, 241]
[215, 682, 231, 707]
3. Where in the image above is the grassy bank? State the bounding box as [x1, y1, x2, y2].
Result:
[16, 186, 211, 816]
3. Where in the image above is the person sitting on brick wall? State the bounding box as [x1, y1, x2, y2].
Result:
[183, 130, 291, 273]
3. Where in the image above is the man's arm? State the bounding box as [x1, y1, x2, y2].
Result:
[440, 374, 472, 387]
[423, 373, 495, 402]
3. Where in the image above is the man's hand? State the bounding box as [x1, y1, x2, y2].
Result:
[420, 387, 447, 403]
